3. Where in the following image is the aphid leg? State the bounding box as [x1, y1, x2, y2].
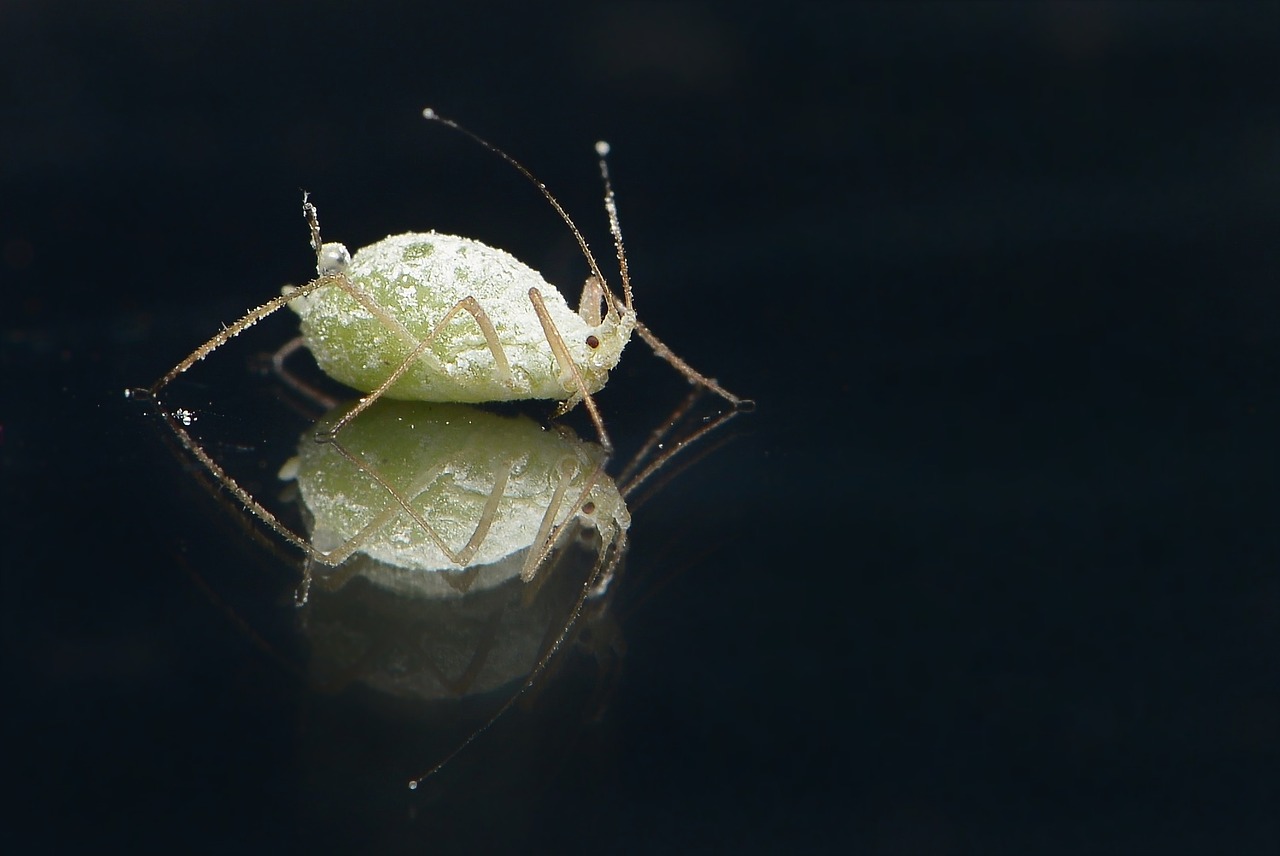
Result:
[316, 296, 516, 441]
[323, 278, 446, 376]
[633, 319, 754, 410]
[303, 556, 364, 597]
[144, 275, 339, 399]
[616, 385, 706, 486]
[143, 193, 342, 404]
[423, 615, 507, 698]
[151, 403, 321, 561]
[271, 335, 340, 410]
[620, 391, 744, 507]
[271, 334, 307, 372]
[319, 434, 517, 568]
[407, 519, 629, 791]
[520, 456, 581, 583]
[593, 142, 751, 409]
[520, 455, 611, 593]
[453, 297, 514, 386]
[527, 287, 613, 451]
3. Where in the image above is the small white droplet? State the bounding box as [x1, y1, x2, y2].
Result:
[422, 107, 437, 120]
[595, 140, 610, 157]
[318, 242, 351, 275]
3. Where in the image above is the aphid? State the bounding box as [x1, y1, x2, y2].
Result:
[137, 108, 750, 449]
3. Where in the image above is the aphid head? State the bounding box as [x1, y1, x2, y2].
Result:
[579, 307, 635, 387]
[575, 480, 631, 540]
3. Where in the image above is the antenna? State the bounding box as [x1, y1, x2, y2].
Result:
[594, 140, 633, 313]
[422, 107, 625, 319]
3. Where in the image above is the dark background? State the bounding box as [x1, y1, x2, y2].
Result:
[3, 3, 1277, 853]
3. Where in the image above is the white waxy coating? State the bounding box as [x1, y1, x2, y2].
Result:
[287, 232, 634, 403]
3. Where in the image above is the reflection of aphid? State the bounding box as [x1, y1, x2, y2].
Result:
[135, 107, 750, 449]
[282, 399, 629, 585]
[282, 402, 635, 785]
[145, 382, 740, 790]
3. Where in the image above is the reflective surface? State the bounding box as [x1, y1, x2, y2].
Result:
[5, 5, 1279, 854]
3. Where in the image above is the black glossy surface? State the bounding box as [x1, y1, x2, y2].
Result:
[4, 4, 1278, 854]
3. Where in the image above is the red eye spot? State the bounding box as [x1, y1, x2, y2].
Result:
[581, 501, 596, 514]
[586, 335, 600, 349]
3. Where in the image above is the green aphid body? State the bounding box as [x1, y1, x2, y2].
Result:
[287, 232, 633, 403]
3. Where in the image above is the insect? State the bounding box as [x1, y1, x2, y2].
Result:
[137, 107, 750, 450]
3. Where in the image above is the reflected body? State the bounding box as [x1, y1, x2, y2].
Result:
[303, 522, 613, 703]
[137, 378, 740, 789]
[285, 399, 629, 582]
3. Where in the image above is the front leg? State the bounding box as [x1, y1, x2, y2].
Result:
[528, 287, 613, 452]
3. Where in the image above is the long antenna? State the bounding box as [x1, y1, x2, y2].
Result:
[423, 107, 751, 410]
[422, 107, 622, 318]
[594, 141, 633, 312]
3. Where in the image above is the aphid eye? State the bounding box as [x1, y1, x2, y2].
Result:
[318, 242, 351, 275]
[585, 335, 600, 349]
[581, 500, 596, 514]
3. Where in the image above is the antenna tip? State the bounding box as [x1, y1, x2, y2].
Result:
[595, 140, 611, 157]
[422, 107, 437, 120]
